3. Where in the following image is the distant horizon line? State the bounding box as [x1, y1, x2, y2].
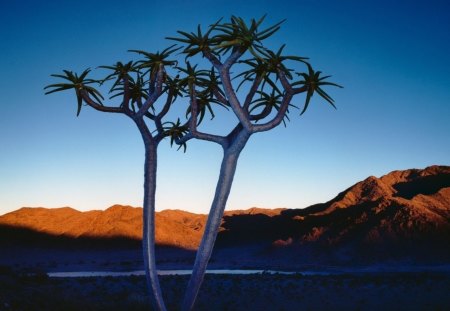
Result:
[2, 204, 290, 216]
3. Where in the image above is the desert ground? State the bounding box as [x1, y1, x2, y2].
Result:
[1, 266, 450, 311]
[1, 239, 450, 310]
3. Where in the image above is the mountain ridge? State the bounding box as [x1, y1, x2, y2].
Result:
[1, 165, 449, 263]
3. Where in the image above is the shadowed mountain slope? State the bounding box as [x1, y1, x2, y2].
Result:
[217, 165, 450, 263]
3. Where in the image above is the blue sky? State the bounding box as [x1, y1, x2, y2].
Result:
[0, 0, 449, 215]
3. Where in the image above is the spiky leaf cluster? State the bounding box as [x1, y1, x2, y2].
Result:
[169, 15, 341, 125]
[163, 119, 189, 151]
[293, 63, 343, 114]
[109, 74, 148, 112]
[174, 62, 229, 123]
[168, 15, 283, 59]
[130, 45, 179, 81]
[44, 69, 103, 116]
[45, 45, 182, 118]
[212, 15, 284, 56]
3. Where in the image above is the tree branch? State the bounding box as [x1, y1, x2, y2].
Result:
[277, 68, 294, 92]
[251, 69, 296, 133]
[213, 88, 229, 107]
[135, 97, 157, 121]
[157, 91, 173, 120]
[251, 93, 293, 133]
[153, 92, 174, 143]
[133, 116, 155, 145]
[177, 86, 226, 146]
[122, 77, 132, 114]
[243, 75, 263, 111]
[80, 91, 124, 114]
[204, 46, 253, 130]
[218, 68, 253, 131]
[178, 130, 226, 146]
[137, 64, 164, 118]
[203, 50, 223, 71]
[223, 47, 245, 69]
[277, 68, 308, 95]
[249, 104, 272, 121]
[293, 86, 308, 95]
[189, 87, 199, 131]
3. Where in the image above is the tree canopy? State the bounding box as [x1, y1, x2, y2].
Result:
[45, 15, 341, 311]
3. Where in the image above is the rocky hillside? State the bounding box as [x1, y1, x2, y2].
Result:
[0, 203, 284, 250]
[217, 165, 450, 263]
[0, 205, 206, 250]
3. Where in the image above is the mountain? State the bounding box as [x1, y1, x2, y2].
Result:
[1, 165, 449, 265]
[0, 203, 283, 250]
[0, 205, 204, 250]
[217, 165, 450, 263]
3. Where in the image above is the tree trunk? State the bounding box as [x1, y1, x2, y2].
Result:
[182, 146, 244, 311]
[142, 143, 167, 311]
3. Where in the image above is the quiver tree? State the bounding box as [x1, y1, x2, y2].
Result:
[44, 46, 186, 311]
[169, 16, 342, 311]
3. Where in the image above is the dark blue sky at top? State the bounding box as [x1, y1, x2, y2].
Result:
[0, 0, 449, 214]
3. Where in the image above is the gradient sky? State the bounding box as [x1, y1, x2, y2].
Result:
[0, 0, 449, 215]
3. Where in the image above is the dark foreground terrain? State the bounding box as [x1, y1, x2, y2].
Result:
[1, 268, 449, 311]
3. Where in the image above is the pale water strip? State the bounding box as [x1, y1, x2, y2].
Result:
[46, 264, 450, 278]
[47, 269, 309, 278]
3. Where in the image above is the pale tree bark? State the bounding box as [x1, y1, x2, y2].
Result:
[135, 118, 167, 311]
[83, 84, 169, 310]
[83, 82, 169, 311]
[142, 143, 166, 311]
[180, 64, 302, 311]
[182, 129, 250, 311]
